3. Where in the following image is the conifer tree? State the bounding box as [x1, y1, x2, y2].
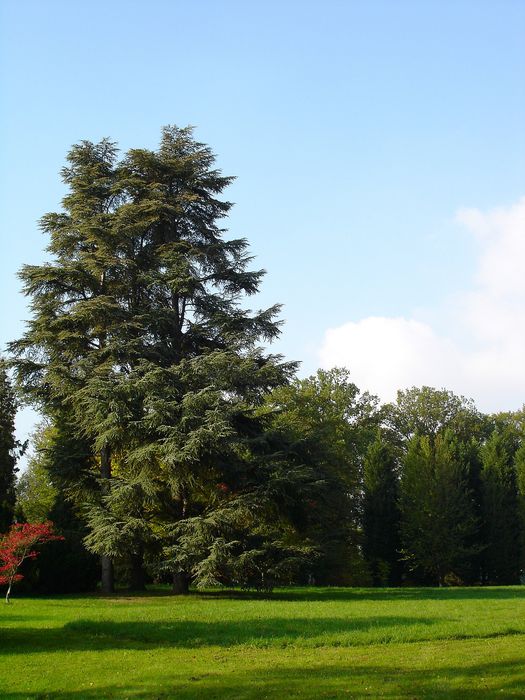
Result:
[399, 431, 478, 585]
[10, 138, 120, 590]
[10, 127, 299, 592]
[515, 442, 525, 578]
[480, 429, 520, 584]
[362, 431, 401, 585]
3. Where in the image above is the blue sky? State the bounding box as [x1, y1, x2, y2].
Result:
[1, 0, 525, 447]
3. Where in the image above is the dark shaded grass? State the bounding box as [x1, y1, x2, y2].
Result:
[199, 585, 525, 603]
[0, 615, 442, 653]
[9, 584, 525, 604]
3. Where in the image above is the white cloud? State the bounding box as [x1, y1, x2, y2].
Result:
[319, 197, 525, 412]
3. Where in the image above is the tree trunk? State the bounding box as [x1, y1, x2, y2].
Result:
[172, 572, 189, 595]
[5, 579, 12, 604]
[100, 445, 114, 595]
[171, 488, 190, 595]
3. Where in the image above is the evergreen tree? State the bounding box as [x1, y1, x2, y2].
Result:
[515, 441, 525, 578]
[0, 362, 25, 532]
[480, 429, 520, 584]
[399, 431, 478, 585]
[389, 386, 486, 585]
[10, 126, 300, 592]
[362, 431, 401, 586]
[10, 138, 120, 590]
[454, 436, 485, 584]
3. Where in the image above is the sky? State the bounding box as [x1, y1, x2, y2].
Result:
[1, 0, 524, 451]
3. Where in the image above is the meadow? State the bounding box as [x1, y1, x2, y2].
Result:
[1, 587, 525, 699]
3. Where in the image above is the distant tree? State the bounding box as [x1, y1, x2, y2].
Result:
[515, 441, 525, 577]
[265, 368, 380, 584]
[480, 429, 520, 584]
[486, 410, 525, 453]
[362, 431, 401, 585]
[399, 432, 479, 585]
[453, 436, 485, 584]
[388, 386, 484, 444]
[16, 423, 58, 523]
[0, 362, 25, 532]
[0, 521, 62, 602]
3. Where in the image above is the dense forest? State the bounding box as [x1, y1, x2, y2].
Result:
[2, 128, 525, 593]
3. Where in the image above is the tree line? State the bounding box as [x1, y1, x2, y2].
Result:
[1, 127, 524, 592]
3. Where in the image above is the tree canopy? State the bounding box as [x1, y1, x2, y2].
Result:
[10, 127, 304, 592]
[0, 362, 25, 533]
[5, 127, 525, 593]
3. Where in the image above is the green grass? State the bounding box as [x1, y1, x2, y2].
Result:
[2, 587, 525, 698]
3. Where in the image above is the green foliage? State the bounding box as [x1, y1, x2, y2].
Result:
[388, 386, 484, 444]
[486, 409, 525, 454]
[10, 126, 303, 590]
[0, 362, 25, 532]
[16, 423, 58, 523]
[480, 429, 520, 584]
[389, 386, 488, 585]
[265, 368, 380, 584]
[515, 442, 525, 575]
[8, 123, 525, 591]
[362, 431, 401, 585]
[13, 422, 100, 593]
[400, 432, 479, 584]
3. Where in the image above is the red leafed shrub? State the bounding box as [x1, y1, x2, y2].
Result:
[0, 522, 63, 603]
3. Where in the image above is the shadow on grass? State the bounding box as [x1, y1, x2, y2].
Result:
[206, 586, 525, 603]
[8, 585, 525, 604]
[1, 615, 441, 654]
[3, 658, 525, 698]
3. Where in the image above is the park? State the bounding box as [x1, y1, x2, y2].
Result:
[3, 586, 525, 697]
[2, 2, 525, 698]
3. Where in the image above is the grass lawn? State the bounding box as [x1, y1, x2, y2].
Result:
[1, 586, 525, 699]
